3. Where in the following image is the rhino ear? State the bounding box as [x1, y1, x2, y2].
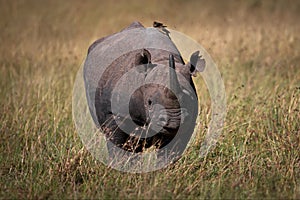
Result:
[188, 51, 206, 76]
[135, 49, 151, 66]
[135, 49, 153, 74]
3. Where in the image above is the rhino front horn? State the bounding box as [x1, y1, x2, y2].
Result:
[169, 54, 181, 96]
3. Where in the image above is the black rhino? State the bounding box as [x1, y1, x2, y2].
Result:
[83, 21, 205, 163]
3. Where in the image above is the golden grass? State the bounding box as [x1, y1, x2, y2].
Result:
[0, 0, 299, 199]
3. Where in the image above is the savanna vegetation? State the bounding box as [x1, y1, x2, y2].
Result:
[0, 0, 299, 199]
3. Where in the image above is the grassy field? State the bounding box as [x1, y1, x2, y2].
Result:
[0, 0, 299, 199]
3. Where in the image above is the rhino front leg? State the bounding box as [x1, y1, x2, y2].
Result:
[104, 125, 129, 167]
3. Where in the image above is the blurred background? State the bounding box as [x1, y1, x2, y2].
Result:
[1, 0, 299, 63]
[0, 0, 299, 199]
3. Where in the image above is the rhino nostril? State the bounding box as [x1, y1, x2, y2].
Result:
[158, 115, 167, 123]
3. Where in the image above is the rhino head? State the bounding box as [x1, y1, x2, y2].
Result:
[127, 48, 205, 149]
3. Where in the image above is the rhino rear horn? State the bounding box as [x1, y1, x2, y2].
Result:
[169, 54, 181, 95]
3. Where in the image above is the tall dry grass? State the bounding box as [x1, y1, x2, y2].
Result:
[0, 0, 299, 198]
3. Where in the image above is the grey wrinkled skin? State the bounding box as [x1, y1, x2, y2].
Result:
[83, 21, 205, 162]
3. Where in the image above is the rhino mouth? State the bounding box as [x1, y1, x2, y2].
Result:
[147, 108, 185, 136]
[161, 127, 179, 135]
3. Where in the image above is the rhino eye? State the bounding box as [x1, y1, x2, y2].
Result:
[148, 100, 152, 106]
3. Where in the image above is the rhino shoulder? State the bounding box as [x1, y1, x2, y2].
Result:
[121, 21, 145, 31]
[87, 22, 145, 54]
